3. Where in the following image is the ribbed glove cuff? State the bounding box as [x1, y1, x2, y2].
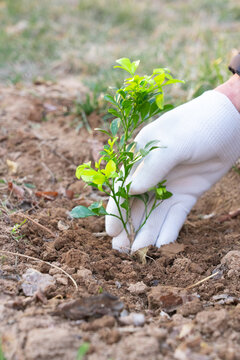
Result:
[196, 90, 240, 165]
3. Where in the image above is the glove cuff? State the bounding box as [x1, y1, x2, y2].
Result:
[200, 90, 240, 165]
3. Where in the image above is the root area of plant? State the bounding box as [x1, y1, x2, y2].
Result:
[0, 83, 240, 360]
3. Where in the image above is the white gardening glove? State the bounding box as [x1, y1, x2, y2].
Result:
[105, 90, 240, 252]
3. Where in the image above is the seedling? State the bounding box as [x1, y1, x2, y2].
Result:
[0, 340, 6, 360]
[71, 58, 183, 246]
[11, 218, 27, 242]
[76, 342, 90, 360]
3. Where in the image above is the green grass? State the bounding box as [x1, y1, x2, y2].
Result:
[0, 340, 6, 360]
[0, 0, 239, 101]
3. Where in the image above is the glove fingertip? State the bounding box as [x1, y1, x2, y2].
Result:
[112, 232, 130, 253]
[105, 215, 123, 237]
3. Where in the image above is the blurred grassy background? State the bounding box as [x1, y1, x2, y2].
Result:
[0, 0, 239, 102]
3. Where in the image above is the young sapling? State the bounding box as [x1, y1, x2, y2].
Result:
[71, 58, 183, 248]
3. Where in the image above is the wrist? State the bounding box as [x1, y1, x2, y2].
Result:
[215, 74, 240, 113]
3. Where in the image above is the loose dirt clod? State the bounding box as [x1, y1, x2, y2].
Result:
[57, 293, 124, 320]
[0, 83, 240, 360]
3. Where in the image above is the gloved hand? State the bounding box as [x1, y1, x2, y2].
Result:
[105, 90, 240, 252]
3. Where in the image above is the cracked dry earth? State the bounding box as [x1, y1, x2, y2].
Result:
[0, 82, 240, 360]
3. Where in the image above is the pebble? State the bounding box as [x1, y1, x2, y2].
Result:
[128, 281, 148, 295]
[119, 312, 145, 327]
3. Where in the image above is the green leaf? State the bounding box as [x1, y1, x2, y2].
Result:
[115, 187, 128, 199]
[104, 160, 116, 178]
[140, 102, 150, 120]
[163, 79, 185, 86]
[156, 93, 164, 109]
[110, 118, 121, 136]
[92, 173, 106, 185]
[75, 162, 92, 179]
[95, 128, 111, 136]
[104, 94, 118, 106]
[108, 108, 120, 118]
[23, 183, 36, 189]
[70, 206, 95, 218]
[89, 202, 108, 215]
[139, 149, 149, 157]
[131, 60, 140, 75]
[145, 140, 160, 149]
[114, 58, 140, 75]
[0, 179, 6, 184]
[76, 342, 90, 360]
[154, 73, 165, 85]
[120, 199, 129, 210]
[119, 135, 125, 147]
[132, 114, 139, 127]
[126, 141, 136, 152]
[117, 89, 126, 99]
[153, 68, 165, 75]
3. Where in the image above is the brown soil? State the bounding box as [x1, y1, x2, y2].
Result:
[0, 81, 240, 360]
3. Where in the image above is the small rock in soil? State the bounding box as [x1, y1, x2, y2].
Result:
[119, 312, 145, 327]
[221, 250, 240, 277]
[21, 268, 55, 296]
[128, 281, 148, 295]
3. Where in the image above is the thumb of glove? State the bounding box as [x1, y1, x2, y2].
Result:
[129, 145, 181, 195]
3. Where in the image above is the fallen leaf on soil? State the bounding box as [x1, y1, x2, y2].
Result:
[217, 208, 240, 223]
[148, 285, 197, 313]
[21, 268, 56, 296]
[160, 243, 185, 256]
[65, 189, 74, 200]
[35, 191, 58, 200]
[6, 159, 18, 174]
[8, 181, 24, 199]
[57, 293, 124, 320]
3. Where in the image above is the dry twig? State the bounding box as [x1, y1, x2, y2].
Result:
[17, 212, 56, 238]
[0, 250, 78, 291]
[185, 271, 220, 290]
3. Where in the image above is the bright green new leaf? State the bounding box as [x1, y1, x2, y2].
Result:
[76, 162, 91, 179]
[154, 73, 165, 85]
[92, 173, 106, 185]
[114, 58, 140, 75]
[80, 169, 98, 182]
[104, 160, 116, 178]
[163, 79, 185, 86]
[156, 93, 164, 109]
[153, 68, 165, 75]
